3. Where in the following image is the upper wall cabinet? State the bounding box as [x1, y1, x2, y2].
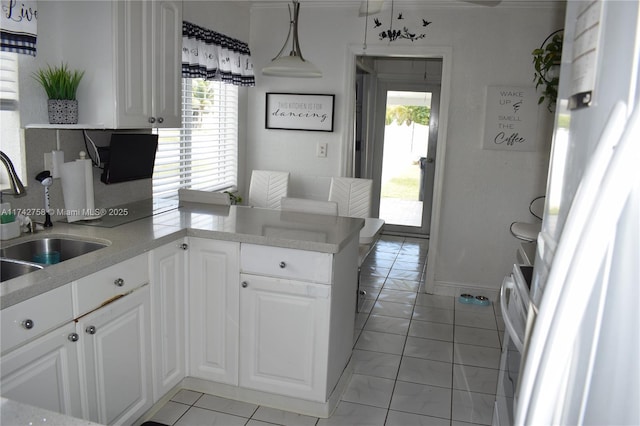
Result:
[115, 0, 182, 128]
[20, 0, 182, 129]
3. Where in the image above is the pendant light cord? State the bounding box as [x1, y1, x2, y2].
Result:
[362, 0, 369, 52]
[389, 0, 394, 36]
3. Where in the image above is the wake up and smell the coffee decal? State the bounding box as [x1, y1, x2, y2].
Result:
[483, 86, 539, 151]
[266, 93, 335, 132]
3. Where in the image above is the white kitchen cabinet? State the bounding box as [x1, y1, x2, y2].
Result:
[149, 239, 187, 400]
[1, 284, 73, 355]
[115, 0, 182, 128]
[240, 244, 333, 284]
[0, 322, 83, 419]
[238, 274, 331, 402]
[72, 253, 149, 318]
[77, 285, 152, 425]
[238, 240, 359, 404]
[189, 238, 240, 385]
[21, 0, 181, 128]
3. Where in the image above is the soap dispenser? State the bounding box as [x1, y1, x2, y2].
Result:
[35, 170, 54, 227]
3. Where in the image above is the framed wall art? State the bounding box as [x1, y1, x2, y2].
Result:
[483, 85, 539, 152]
[265, 93, 335, 132]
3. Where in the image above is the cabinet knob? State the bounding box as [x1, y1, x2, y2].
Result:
[241, 281, 248, 288]
[157, 117, 164, 124]
[114, 278, 125, 287]
[148, 117, 156, 124]
[279, 261, 286, 269]
[179, 243, 189, 250]
[21, 319, 34, 330]
[85, 325, 97, 335]
[68, 333, 79, 342]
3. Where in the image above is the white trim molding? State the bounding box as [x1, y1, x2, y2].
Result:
[342, 43, 453, 295]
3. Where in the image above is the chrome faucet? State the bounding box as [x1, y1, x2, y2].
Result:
[0, 150, 26, 197]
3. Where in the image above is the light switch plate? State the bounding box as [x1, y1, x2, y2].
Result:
[317, 142, 327, 158]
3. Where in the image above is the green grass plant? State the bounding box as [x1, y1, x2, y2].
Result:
[381, 163, 420, 200]
[33, 63, 84, 100]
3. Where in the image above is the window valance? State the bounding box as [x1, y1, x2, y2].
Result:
[1, 0, 37, 56]
[182, 21, 255, 87]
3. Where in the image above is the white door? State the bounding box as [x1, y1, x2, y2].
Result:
[0, 322, 83, 419]
[152, 0, 182, 128]
[189, 238, 240, 385]
[78, 286, 152, 425]
[150, 239, 187, 399]
[372, 81, 441, 236]
[116, 0, 153, 128]
[239, 274, 331, 402]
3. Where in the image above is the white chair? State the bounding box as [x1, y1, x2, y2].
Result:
[328, 177, 372, 218]
[248, 170, 290, 209]
[280, 197, 339, 216]
[328, 177, 383, 245]
[328, 177, 384, 312]
[178, 189, 231, 205]
[510, 195, 545, 242]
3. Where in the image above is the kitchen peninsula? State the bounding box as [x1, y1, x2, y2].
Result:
[0, 202, 364, 424]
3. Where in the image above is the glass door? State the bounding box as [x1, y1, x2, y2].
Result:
[375, 84, 440, 236]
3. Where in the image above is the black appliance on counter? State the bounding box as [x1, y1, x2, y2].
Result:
[100, 133, 158, 184]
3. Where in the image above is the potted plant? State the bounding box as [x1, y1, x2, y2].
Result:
[532, 29, 563, 111]
[33, 63, 84, 124]
[223, 190, 243, 205]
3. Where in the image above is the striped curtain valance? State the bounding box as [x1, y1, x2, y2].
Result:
[1, 0, 37, 56]
[182, 21, 255, 87]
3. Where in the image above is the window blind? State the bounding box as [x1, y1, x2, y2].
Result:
[0, 51, 25, 192]
[154, 79, 238, 199]
[0, 52, 19, 110]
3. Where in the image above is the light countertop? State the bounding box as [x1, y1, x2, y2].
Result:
[1, 203, 364, 309]
[1, 397, 101, 426]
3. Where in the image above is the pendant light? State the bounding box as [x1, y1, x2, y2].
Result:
[262, 1, 322, 78]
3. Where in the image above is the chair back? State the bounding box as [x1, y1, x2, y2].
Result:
[248, 170, 290, 209]
[178, 189, 231, 205]
[281, 197, 339, 216]
[328, 177, 372, 218]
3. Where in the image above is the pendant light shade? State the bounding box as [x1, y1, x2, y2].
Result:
[262, 1, 322, 78]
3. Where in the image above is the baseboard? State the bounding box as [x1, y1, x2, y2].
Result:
[132, 385, 183, 426]
[179, 370, 351, 419]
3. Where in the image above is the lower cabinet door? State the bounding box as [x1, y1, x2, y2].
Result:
[0, 322, 82, 419]
[189, 238, 240, 385]
[239, 274, 331, 402]
[78, 285, 152, 425]
[150, 240, 187, 401]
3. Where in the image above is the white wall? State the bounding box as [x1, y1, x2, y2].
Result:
[247, 1, 565, 295]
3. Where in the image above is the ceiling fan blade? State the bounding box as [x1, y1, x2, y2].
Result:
[358, 0, 385, 17]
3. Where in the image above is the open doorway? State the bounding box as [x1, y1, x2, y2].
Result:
[355, 57, 442, 237]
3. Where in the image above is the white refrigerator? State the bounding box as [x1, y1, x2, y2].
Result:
[515, 0, 640, 425]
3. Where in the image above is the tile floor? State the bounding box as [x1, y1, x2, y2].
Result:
[146, 236, 505, 426]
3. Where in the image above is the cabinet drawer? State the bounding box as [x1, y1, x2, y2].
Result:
[73, 253, 149, 316]
[1, 284, 73, 354]
[240, 244, 332, 284]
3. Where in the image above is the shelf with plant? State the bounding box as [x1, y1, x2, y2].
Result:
[33, 63, 85, 124]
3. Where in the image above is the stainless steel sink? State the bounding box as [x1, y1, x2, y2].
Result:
[1, 259, 44, 282]
[1, 237, 109, 266]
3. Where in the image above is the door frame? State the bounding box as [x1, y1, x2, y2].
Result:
[371, 80, 441, 237]
[342, 44, 453, 294]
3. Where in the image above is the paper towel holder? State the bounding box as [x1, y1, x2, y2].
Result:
[100, 133, 159, 184]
